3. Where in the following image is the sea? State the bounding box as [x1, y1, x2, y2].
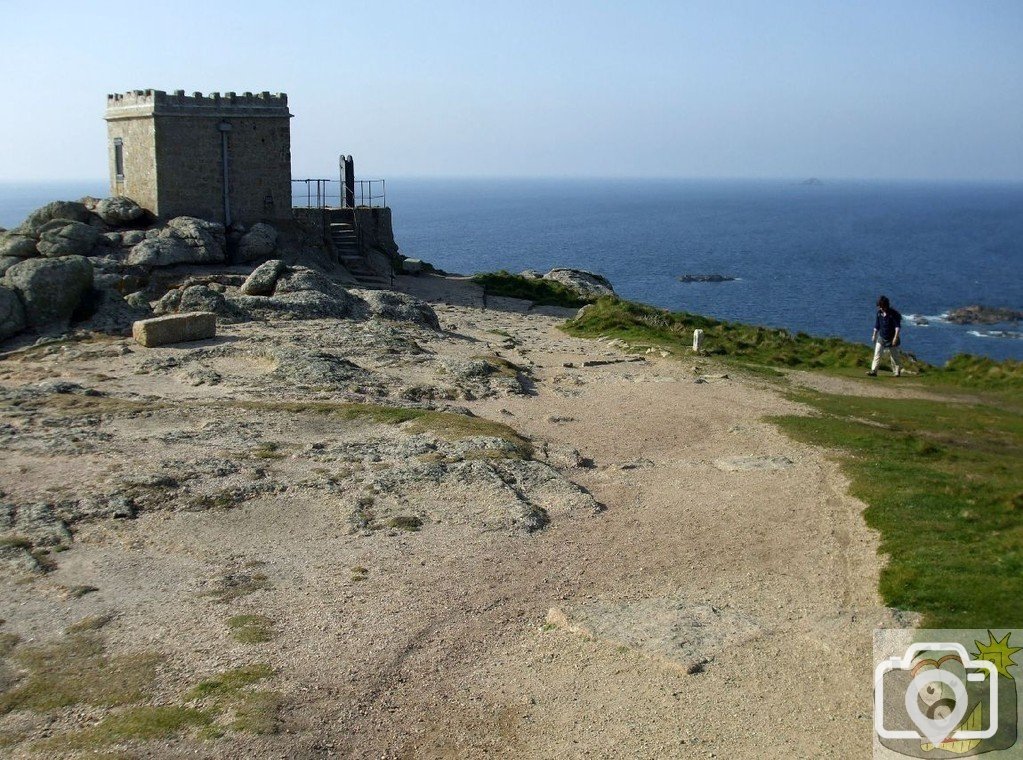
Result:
[2, 178, 1022, 364]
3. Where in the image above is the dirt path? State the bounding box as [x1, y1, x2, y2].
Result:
[0, 277, 893, 758]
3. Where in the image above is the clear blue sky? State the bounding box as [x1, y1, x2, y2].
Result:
[3, 0, 1021, 181]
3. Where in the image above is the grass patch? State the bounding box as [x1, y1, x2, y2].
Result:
[0, 632, 20, 657]
[208, 571, 270, 603]
[470, 355, 526, 379]
[563, 297, 1023, 392]
[67, 613, 115, 633]
[472, 271, 593, 308]
[0, 633, 161, 715]
[249, 442, 285, 460]
[37, 706, 213, 750]
[227, 615, 274, 644]
[773, 390, 1023, 627]
[387, 515, 423, 532]
[186, 664, 273, 701]
[229, 691, 282, 734]
[0, 536, 32, 550]
[350, 566, 369, 582]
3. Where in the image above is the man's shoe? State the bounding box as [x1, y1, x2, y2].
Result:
[866, 370, 877, 377]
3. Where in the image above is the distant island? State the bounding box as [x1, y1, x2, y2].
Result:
[799, 177, 824, 186]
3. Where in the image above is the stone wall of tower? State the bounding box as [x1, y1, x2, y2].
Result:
[104, 90, 293, 225]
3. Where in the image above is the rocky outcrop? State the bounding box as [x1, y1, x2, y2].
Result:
[678, 274, 735, 283]
[4, 256, 93, 328]
[127, 217, 226, 269]
[36, 220, 102, 258]
[0, 233, 38, 258]
[354, 289, 441, 329]
[16, 200, 91, 234]
[237, 222, 278, 262]
[240, 259, 286, 296]
[542, 268, 615, 298]
[0, 286, 26, 340]
[94, 196, 144, 226]
[947, 305, 1023, 325]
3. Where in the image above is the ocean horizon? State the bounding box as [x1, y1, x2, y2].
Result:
[2, 177, 1021, 364]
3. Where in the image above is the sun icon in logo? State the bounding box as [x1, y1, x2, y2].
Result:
[972, 631, 1021, 680]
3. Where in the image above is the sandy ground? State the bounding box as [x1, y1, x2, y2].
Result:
[0, 274, 898, 758]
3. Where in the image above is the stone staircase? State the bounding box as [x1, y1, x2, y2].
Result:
[328, 213, 391, 290]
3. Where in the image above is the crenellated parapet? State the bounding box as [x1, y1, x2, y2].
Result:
[105, 89, 291, 119]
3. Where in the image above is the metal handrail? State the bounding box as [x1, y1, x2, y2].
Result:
[292, 178, 386, 209]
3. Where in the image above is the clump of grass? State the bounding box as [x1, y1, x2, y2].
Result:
[227, 615, 274, 644]
[187, 664, 273, 701]
[69, 584, 100, 598]
[249, 442, 285, 460]
[35, 706, 213, 751]
[773, 389, 1023, 628]
[229, 691, 282, 734]
[0, 632, 20, 657]
[0, 633, 161, 715]
[67, 613, 115, 634]
[208, 572, 270, 603]
[350, 566, 369, 582]
[190, 490, 241, 511]
[387, 515, 423, 532]
[0, 536, 32, 550]
[472, 271, 593, 308]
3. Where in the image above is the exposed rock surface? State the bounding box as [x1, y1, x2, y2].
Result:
[36, 219, 102, 258]
[946, 304, 1023, 324]
[678, 274, 736, 283]
[354, 288, 442, 329]
[4, 255, 93, 328]
[0, 285, 26, 339]
[237, 222, 278, 262]
[126, 217, 226, 269]
[239, 258, 286, 296]
[542, 268, 616, 297]
[94, 196, 145, 226]
[16, 200, 91, 234]
[0, 233, 38, 258]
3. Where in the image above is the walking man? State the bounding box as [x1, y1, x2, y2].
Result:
[868, 295, 902, 377]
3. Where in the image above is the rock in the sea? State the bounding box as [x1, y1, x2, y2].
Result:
[0, 285, 26, 340]
[0, 233, 39, 259]
[946, 305, 1023, 325]
[355, 289, 440, 329]
[133, 312, 217, 347]
[95, 196, 144, 226]
[677, 274, 736, 283]
[542, 268, 615, 297]
[126, 216, 226, 268]
[240, 259, 286, 296]
[4, 255, 93, 328]
[36, 219, 102, 257]
[16, 200, 91, 234]
[237, 222, 278, 262]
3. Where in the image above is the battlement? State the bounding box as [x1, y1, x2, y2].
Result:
[105, 89, 291, 119]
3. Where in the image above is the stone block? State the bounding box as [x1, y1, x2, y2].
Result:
[132, 312, 216, 347]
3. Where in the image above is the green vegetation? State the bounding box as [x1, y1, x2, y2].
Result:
[470, 354, 526, 378]
[562, 296, 1023, 627]
[187, 664, 273, 700]
[67, 613, 115, 634]
[773, 391, 1023, 628]
[39, 706, 213, 751]
[208, 571, 271, 603]
[387, 515, 423, 532]
[564, 297, 1023, 392]
[227, 615, 274, 644]
[229, 691, 283, 734]
[0, 633, 161, 715]
[473, 271, 593, 308]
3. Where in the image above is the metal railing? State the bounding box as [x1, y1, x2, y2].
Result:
[291, 178, 386, 209]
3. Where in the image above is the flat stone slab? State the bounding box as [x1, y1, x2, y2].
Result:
[713, 455, 794, 472]
[132, 312, 216, 347]
[547, 596, 763, 672]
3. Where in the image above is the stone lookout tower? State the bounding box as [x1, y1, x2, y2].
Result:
[104, 89, 293, 226]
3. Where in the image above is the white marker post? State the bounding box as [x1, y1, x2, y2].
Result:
[693, 329, 704, 352]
